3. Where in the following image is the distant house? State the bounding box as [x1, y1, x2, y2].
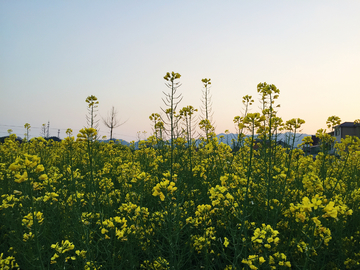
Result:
[302, 135, 321, 157]
[326, 122, 360, 155]
[332, 122, 360, 143]
[303, 122, 360, 157]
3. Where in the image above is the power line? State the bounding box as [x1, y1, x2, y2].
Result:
[0, 124, 68, 130]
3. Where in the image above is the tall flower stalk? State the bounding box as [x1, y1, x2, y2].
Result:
[161, 72, 182, 179]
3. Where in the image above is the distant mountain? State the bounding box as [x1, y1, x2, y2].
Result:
[216, 132, 313, 148]
[99, 132, 313, 150]
[99, 139, 131, 146]
[275, 132, 313, 148]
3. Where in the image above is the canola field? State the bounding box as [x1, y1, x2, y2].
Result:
[1, 80, 360, 269]
[1, 127, 360, 270]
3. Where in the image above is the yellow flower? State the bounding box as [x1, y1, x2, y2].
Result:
[224, 237, 229, 247]
[35, 164, 45, 173]
[13, 190, 22, 195]
[14, 171, 28, 183]
[77, 128, 97, 141]
[301, 197, 313, 212]
[269, 256, 275, 264]
[35, 212, 44, 224]
[312, 217, 321, 227]
[38, 174, 48, 181]
[23, 232, 34, 241]
[51, 253, 59, 261]
[9, 163, 21, 171]
[75, 250, 87, 259]
[51, 240, 75, 254]
[311, 195, 322, 210]
[323, 201, 338, 219]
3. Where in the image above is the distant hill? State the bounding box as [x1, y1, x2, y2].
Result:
[216, 132, 312, 148]
[107, 132, 313, 150]
[1, 133, 313, 149]
[99, 139, 131, 146]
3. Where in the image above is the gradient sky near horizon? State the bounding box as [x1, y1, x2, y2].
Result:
[1, 1, 359, 141]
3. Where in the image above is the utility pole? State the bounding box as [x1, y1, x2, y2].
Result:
[58, 129, 60, 138]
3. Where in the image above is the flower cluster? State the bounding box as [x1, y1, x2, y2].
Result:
[0, 108, 359, 269]
[152, 178, 177, 201]
[50, 240, 75, 264]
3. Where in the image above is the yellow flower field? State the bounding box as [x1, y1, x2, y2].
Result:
[1, 127, 359, 269]
[1, 84, 360, 269]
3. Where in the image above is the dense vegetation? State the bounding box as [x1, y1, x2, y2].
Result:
[1, 79, 360, 269]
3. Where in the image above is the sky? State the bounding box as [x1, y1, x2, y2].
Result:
[1, 1, 359, 141]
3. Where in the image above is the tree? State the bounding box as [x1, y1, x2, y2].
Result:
[102, 106, 127, 141]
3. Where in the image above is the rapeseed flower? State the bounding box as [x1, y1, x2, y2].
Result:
[14, 171, 28, 183]
[224, 237, 229, 247]
[323, 201, 338, 219]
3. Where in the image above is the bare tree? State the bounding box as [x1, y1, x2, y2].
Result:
[102, 106, 127, 141]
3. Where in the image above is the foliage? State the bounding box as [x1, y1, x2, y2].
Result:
[1, 84, 360, 270]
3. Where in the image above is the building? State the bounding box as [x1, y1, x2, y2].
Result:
[303, 122, 360, 157]
[332, 122, 360, 143]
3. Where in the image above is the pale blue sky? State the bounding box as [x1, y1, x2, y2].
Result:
[1, 1, 359, 140]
